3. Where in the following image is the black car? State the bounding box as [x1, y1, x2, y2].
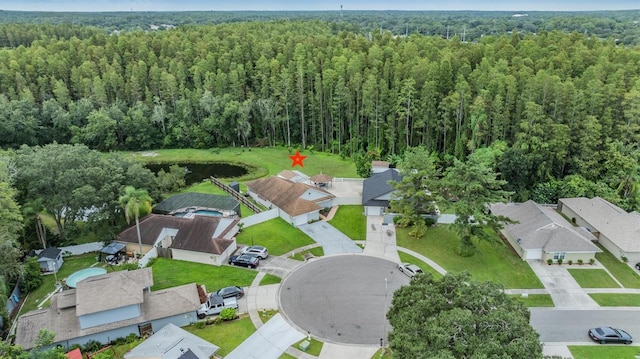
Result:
[635, 262, 640, 270]
[228, 254, 260, 268]
[216, 286, 245, 299]
[588, 327, 633, 344]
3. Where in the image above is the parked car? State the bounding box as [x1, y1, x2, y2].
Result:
[635, 262, 640, 270]
[216, 286, 245, 299]
[241, 245, 269, 259]
[588, 327, 633, 344]
[398, 263, 424, 278]
[197, 294, 238, 319]
[228, 254, 259, 268]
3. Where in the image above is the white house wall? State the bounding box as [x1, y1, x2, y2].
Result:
[171, 247, 234, 266]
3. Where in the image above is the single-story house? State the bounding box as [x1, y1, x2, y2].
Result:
[246, 176, 335, 226]
[152, 192, 241, 218]
[490, 200, 601, 262]
[124, 323, 219, 359]
[15, 268, 201, 351]
[35, 247, 63, 273]
[362, 169, 402, 216]
[116, 214, 239, 266]
[558, 197, 640, 262]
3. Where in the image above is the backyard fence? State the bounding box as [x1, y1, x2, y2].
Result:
[239, 208, 279, 228]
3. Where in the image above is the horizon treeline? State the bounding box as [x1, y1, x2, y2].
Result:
[1, 20, 640, 207]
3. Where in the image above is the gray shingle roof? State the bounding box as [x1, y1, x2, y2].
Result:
[76, 268, 153, 316]
[15, 281, 201, 350]
[124, 323, 218, 359]
[490, 201, 601, 253]
[362, 169, 402, 207]
[37, 247, 61, 261]
[559, 197, 640, 252]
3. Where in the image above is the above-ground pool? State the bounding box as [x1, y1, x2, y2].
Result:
[66, 267, 107, 288]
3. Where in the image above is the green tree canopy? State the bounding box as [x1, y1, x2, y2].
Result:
[442, 154, 512, 256]
[387, 272, 542, 359]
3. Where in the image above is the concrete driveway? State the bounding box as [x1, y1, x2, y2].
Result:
[298, 222, 362, 255]
[225, 313, 305, 359]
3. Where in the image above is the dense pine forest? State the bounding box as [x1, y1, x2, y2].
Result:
[1, 16, 640, 208]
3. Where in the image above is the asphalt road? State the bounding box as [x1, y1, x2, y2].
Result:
[530, 308, 640, 343]
[279, 255, 410, 345]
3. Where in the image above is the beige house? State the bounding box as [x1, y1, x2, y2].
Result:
[246, 176, 334, 226]
[117, 214, 239, 266]
[490, 200, 601, 262]
[558, 197, 640, 263]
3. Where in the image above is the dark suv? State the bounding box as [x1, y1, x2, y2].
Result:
[635, 262, 640, 270]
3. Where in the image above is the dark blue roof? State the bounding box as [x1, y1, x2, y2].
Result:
[361, 169, 402, 207]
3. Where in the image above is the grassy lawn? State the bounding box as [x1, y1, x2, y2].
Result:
[125, 147, 358, 180]
[595, 246, 640, 288]
[398, 251, 442, 280]
[568, 269, 621, 288]
[293, 337, 323, 356]
[258, 309, 279, 323]
[291, 246, 324, 261]
[396, 225, 543, 289]
[20, 252, 103, 314]
[509, 294, 554, 307]
[328, 205, 366, 240]
[260, 274, 282, 285]
[184, 316, 255, 357]
[588, 293, 640, 306]
[569, 345, 640, 359]
[149, 258, 257, 291]
[371, 348, 393, 359]
[278, 353, 297, 359]
[236, 218, 315, 256]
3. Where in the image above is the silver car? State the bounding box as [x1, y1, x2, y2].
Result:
[398, 263, 423, 278]
[241, 245, 269, 259]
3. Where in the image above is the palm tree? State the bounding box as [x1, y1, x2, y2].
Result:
[22, 198, 47, 249]
[118, 186, 152, 256]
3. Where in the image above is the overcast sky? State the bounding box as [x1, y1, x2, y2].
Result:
[1, 0, 638, 12]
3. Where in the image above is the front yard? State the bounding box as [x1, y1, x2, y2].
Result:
[395, 225, 543, 289]
[328, 205, 366, 240]
[236, 218, 315, 256]
[150, 258, 257, 291]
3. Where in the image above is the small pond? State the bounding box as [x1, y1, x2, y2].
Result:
[146, 162, 249, 185]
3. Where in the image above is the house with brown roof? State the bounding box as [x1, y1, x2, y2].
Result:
[116, 214, 239, 266]
[15, 268, 201, 351]
[490, 200, 601, 262]
[246, 176, 335, 226]
[558, 197, 640, 262]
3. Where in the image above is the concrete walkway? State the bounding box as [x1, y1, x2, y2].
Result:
[298, 221, 362, 255]
[363, 216, 400, 263]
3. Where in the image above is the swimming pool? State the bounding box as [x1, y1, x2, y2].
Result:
[66, 267, 107, 288]
[173, 210, 223, 217]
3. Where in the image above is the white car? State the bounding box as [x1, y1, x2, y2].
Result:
[398, 263, 424, 278]
[241, 245, 269, 259]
